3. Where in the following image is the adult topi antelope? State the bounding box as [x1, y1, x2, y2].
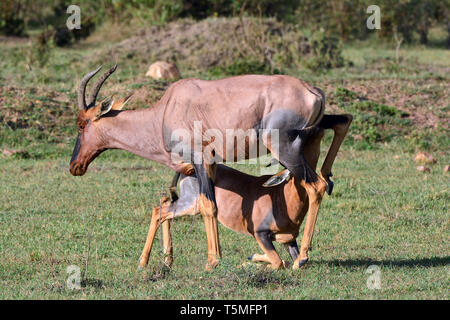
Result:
[69, 64, 328, 269]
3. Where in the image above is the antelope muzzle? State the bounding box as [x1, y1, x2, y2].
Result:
[69, 134, 85, 176]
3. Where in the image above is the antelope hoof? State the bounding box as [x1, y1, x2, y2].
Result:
[138, 254, 149, 270]
[164, 256, 173, 268]
[205, 258, 220, 271]
[266, 260, 287, 270]
[293, 258, 309, 270]
[326, 180, 334, 195]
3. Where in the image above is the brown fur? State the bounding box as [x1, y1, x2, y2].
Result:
[139, 114, 352, 270]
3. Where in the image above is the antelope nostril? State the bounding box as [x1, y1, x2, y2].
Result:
[70, 162, 80, 175]
[70, 161, 87, 176]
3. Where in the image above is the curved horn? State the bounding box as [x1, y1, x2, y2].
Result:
[87, 64, 118, 108]
[77, 65, 102, 110]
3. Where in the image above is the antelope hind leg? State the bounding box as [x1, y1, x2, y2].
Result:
[248, 253, 271, 263]
[248, 253, 287, 268]
[264, 127, 320, 187]
[318, 114, 353, 195]
[201, 211, 221, 270]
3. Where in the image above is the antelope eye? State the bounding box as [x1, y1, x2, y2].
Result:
[78, 120, 89, 131]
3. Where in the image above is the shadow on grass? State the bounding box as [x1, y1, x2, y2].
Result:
[320, 256, 450, 268]
[81, 278, 104, 289]
[147, 264, 172, 282]
[227, 266, 296, 289]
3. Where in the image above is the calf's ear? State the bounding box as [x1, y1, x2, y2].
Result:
[263, 169, 291, 187]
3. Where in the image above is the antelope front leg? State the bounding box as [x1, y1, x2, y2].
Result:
[139, 207, 162, 270]
[162, 220, 173, 267]
[200, 198, 221, 270]
[138, 198, 173, 269]
[194, 162, 221, 270]
[293, 178, 327, 269]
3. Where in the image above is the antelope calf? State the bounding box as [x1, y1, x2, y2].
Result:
[139, 114, 352, 270]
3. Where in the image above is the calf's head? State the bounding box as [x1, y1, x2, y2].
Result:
[70, 65, 131, 176]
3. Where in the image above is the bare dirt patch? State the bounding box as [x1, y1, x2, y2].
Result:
[323, 78, 449, 129]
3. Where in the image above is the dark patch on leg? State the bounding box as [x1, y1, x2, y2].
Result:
[263, 110, 320, 183]
[255, 230, 275, 251]
[284, 240, 299, 262]
[256, 209, 275, 233]
[278, 129, 319, 183]
[193, 163, 216, 204]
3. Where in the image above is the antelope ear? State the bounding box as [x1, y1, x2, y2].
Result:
[263, 169, 291, 187]
[111, 93, 133, 111]
[93, 96, 115, 121]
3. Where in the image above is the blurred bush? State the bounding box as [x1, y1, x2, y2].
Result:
[0, 1, 25, 36]
[208, 58, 281, 77]
[304, 31, 345, 71]
[107, 17, 345, 74]
[1, 0, 448, 46]
[52, 16, 95, 47]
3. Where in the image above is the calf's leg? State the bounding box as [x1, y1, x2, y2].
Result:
[139, 198, 174, 269]
[254, 231, 284, 269]
[249, 253, 271, 264]
[162, 220, 173, 267]
[284, 240, 299, 262]
[293, 177, 327, 269]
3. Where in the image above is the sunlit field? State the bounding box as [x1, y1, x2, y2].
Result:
[0, 2, 448, 299]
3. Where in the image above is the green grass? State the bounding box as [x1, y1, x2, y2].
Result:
[0, 144, 448, 299]
[0, 24, 449, 299]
